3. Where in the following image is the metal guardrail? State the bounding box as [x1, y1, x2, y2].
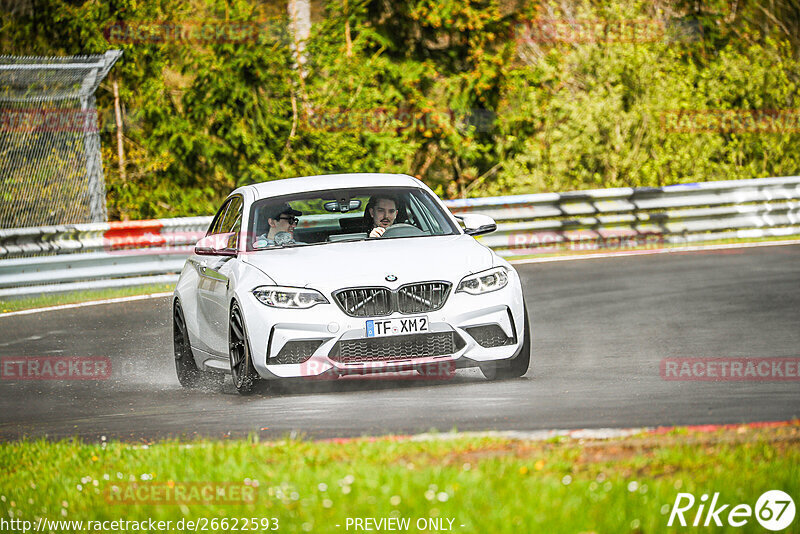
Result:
[0, 216, 211, 258]
[447, 176, 800, 256]
[1, 176, 799, 298]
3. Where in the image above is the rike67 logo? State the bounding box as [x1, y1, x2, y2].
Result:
[668, 490, 795, 531]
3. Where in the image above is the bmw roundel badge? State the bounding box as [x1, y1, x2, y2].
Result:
[385, 274, 398, 282]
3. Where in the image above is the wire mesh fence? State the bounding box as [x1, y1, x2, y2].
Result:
[0, 50, 121, 229]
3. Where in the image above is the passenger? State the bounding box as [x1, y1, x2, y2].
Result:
[253, 203, 302, 248]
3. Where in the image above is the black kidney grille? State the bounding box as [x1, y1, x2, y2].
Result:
[465, 324, 516, 348]
[334, 288, 393, 317]
[334, 282, 451, 317]
[330, 332, 456, 363]
[397, 282, 450, 314]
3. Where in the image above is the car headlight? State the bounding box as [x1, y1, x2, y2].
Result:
[252, 286, 329, 309]
[456, 267, 509, 295]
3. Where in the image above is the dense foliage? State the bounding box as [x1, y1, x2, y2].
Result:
[2, 0, 799, 219]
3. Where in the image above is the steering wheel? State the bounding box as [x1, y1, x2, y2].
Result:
[382, 223, 426, 238]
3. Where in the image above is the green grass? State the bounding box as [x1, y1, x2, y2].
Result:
[1, 424, 797, 533]
[0, 284, 175, 313]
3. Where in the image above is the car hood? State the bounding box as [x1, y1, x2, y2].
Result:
[241, 234, 494, 292]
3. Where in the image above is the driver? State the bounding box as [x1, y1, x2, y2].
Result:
[365, 195, 398, 238]
[253, 203, 302, 248]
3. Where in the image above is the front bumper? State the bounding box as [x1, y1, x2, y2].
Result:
[239, 279, 526, 380]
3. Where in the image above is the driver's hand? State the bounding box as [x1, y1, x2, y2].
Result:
[369, 227, 386, 238]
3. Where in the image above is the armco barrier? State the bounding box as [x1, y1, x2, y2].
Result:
[0, 216, 211, 258]
[1, 176, 799, 298]
[447, 176, 800, 256]
[0, 217, 210, 298]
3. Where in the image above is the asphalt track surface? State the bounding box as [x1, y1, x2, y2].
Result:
[1, 244, 798, 442]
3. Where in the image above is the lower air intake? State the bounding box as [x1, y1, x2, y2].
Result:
[271, 340, 324, 364]
[465, 324, 516, 348]
[330, 332, 458, 363]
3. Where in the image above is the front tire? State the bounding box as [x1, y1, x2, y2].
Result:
[229, 302, 260, 395]
[481, 303, 531, 380]
[174, 301, 223, 389]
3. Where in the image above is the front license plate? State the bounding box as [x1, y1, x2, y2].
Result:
[366, 316, 429, 337]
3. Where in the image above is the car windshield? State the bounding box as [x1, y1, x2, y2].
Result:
[247, 187, 459, 251]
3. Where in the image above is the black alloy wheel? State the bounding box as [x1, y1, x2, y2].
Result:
[174, 301, 223, 389]
[229, 302, 260, 395]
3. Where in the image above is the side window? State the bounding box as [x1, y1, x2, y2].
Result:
[206, 195, 243, 248]
[220, 196, 243, 249]
[219, 196, 243, 233]
[207, 199, 232, 236]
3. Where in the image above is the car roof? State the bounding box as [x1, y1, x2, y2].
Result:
[241, 173, 425, 201]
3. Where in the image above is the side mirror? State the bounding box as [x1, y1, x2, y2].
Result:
[460, 214, 497, 236]
[195, 232, 238, 256]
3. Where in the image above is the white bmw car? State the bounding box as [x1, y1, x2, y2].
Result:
[173, 173, 530, 394]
